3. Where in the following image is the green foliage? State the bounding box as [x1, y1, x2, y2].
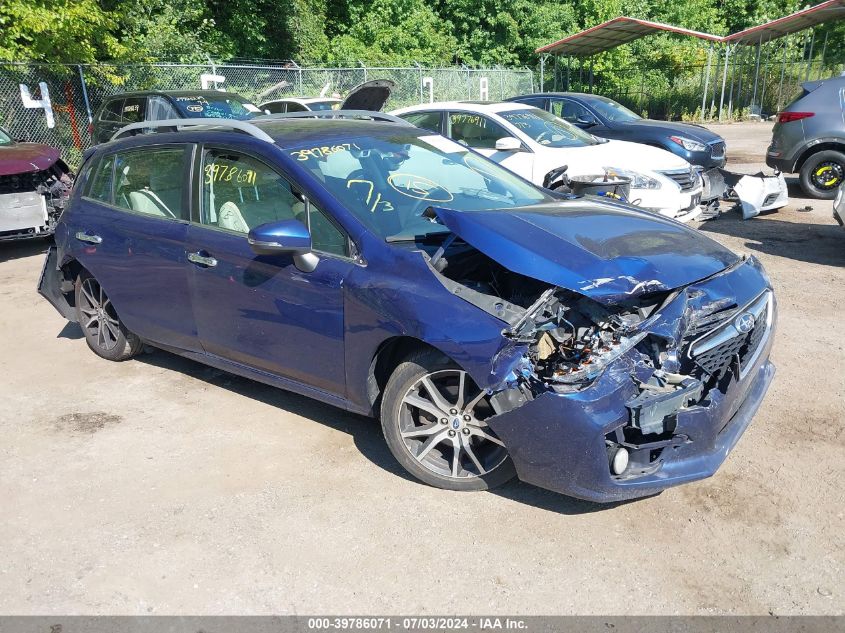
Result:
[325, 0, 458, 64]
[0, 0, 124, 63]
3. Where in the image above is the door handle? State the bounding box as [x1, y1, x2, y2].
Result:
[75, 231, 102, 244]
[187, 251, 218, 267]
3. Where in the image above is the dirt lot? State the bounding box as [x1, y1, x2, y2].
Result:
[0, 122, 843, 615]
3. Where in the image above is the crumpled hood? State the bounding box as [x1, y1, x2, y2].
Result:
[0, 143, 60, 176]
[431, 201, 740, 304]
[560, 139, 690, 173]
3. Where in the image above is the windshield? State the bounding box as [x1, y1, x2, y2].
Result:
[290, 133, 549, 241]
[499, 109, 598, 147]
[171, 95, 260, 120]
[0, 128, 12, 146]
[309, 100, 340, 111]
[587, 97, 641, 122]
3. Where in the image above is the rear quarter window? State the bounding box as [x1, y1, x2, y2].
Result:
[100, 99, 124, 122]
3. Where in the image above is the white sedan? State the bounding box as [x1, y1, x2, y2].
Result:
[391, 101, 705, 222]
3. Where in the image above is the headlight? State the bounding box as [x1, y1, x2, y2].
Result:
[603, 167, 662, 190]
[669, 136, 708, 152]
[549, 332, 648, 384]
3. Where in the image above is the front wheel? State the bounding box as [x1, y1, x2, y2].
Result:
[74, 272, 143, 361]
[799, 150, 845, 199]
[380, 350, 517, 491]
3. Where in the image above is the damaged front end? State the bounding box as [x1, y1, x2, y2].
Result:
[427, 232, 776, 502]
[0, 161, 73, 241]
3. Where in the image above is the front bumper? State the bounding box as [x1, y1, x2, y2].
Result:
[0, 191, 51, 240]
[488, 284, 776, 503]
[634, 185, 704, 222]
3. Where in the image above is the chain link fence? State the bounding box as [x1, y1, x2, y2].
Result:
[0, 62, 534, 168]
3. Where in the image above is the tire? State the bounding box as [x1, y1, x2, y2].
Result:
[799, 149, 845, 199]
[380, 349, 517, 491]
[74, 271, 143, 361]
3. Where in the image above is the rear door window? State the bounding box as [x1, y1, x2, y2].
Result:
[83, 146, 189, 220]
[401, 111, 443, 134]
[447, 112, 510, 149]
[100, 99, 124, 122]
[264, 102, 287, 114]
[121, 97, 147, 124]
[551, 98, 590, 123]
[515, 97, 547, 110]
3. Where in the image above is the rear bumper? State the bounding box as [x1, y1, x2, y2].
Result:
[37, 246, 77, 321]
[765, 152, 794, 173]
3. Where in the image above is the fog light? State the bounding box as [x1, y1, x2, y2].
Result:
[611, 447, 629, 475]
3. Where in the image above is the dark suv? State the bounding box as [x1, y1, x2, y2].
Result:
[766, 76, 845, 199]
[90, 90, 261, 144]
[39, 113, 775, 502]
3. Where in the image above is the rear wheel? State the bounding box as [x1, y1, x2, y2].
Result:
[74, 272, 142, 361]
[799, 150, 845, 199]
[380, 350, 516, 491]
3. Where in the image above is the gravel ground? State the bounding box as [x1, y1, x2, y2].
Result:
[0, 121, 842, 615]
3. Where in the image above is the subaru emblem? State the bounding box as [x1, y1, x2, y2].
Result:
[735, 312, 755, 334]
[452, 418, 461, 430]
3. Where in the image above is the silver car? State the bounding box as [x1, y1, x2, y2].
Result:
[766, 75, 845, 199]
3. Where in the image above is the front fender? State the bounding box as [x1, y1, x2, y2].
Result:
[342, 247, 519, 414]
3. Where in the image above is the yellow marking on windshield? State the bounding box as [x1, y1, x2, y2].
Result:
[290, 143, 361, 161]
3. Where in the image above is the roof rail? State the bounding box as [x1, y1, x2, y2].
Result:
[111, 118, 275, 143]
[254, 109, 413, 126]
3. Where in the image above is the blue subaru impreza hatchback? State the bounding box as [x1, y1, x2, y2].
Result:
[39, 113, 776, 502]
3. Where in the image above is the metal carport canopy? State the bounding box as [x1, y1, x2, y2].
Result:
[534, 16, 721, 57]
[723, 0, 845, 44]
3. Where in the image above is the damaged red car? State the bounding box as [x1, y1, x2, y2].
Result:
[0, 127, 73, 242]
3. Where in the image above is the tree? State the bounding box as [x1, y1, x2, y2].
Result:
[0, 0, 123, 63]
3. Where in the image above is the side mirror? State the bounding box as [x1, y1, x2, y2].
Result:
[248, 219, 319, 272]
[495, 136, 522, 151]
[576, 115, 597, 128]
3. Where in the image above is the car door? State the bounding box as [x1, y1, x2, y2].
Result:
[446, 111, 534, 180]
[185, 144, 352, 395]
[68, 143, 200, 351]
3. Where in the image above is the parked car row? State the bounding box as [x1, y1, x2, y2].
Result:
[7, 74, 845, 244]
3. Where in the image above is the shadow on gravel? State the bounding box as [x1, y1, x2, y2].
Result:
[700, 212, 845, 267]
[0, 237, 51, 263]
[135, 348, 618, 515]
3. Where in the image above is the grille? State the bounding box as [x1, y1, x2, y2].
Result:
[710, 142, 726, 158]
[691, 325, 764, 380]
[685, 292, 770, 382]
[659, 168, 698, 192]
[0, 172, 39, 195]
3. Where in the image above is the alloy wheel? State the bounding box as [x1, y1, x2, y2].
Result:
[398, 369, 509, 479]
[77, 277, 121, 352]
